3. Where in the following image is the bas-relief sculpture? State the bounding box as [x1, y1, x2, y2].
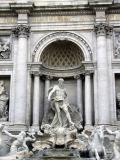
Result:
[0, 39, 10, 59]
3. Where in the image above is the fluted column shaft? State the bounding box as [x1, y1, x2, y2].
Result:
[75, 75, 83, 116]
[32, 73, 40, 126]
[44, 76, 50, 115]
[14, 25, 30, 125]
[107, 27, 114, 123]
[85, 72, 92, 126]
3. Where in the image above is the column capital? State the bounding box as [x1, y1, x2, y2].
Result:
[45, 75, 53, 80]
[95, 23, 113, 37]
[84, 70, 93, 76]
[94, 23, 107, 36]
[74, 75, 81, 80]
[31, 71, 41, 76]
[12, 25, 30, 37]
[106, 25, 113, 37]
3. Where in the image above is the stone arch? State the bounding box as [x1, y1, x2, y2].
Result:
[40, 40, 84, 69]
[33, 32, 93, 62]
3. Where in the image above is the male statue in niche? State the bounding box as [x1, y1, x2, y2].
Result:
[0, 80, 9, 121]
[48, 78, 74, 128]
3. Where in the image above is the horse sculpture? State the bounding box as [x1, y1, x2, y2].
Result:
[88, 126, 106, 160]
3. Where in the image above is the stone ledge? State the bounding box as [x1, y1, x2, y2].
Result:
[89, 0, 113, 5]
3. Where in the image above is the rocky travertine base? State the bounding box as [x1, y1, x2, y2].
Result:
[23, 149, 96, 160]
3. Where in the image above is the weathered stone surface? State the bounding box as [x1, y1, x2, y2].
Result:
[0, 0, 119, 160]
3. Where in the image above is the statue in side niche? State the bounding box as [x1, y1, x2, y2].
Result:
[0, 81, 9, 121]
[106, 128, 120, 160]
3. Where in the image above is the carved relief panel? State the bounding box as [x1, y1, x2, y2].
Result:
[0, 36, 11, 60]
[114, 32, 120, 59]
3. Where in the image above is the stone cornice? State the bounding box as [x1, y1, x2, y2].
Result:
[10, 2, 34, 14]
[0, 3, 95, 16]
[89, 0, 113, 5]
[82, 61, 95, 70]
[0, 62, 13, 71]
[0, 2, 119, 17]
[28, 62, 42, 71]
[112, 60, 120, 69]
[30, 64, 86, 78]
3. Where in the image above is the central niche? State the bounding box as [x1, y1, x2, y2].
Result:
[40, 40, 84, 70]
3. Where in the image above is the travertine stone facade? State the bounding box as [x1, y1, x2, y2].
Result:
[0, 0, 119, 131]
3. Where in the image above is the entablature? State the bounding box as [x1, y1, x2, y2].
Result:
[29, 61, 95, 78]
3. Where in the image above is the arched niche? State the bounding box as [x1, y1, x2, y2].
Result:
[40, 40, 84, 70]
[31, 32, 94, 125]
[33, 32, 93, 63]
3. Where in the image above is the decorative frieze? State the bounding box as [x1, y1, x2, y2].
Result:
[30, 15, 94, 24]
[39, 65, 85, 78]
[107, 14, 120, 21]
[0, 17, 17, 24]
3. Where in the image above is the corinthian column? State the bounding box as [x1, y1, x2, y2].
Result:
[32, 72, 40, 128]
[95, 23, 110, 124]
[85, 72, 92, 126]
[14, 25, 30, 125]
[74, 75, 83, 116]
[106, 26, 114, 123]
[44, 76, 51, 115]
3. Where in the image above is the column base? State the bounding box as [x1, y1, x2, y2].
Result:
[30, 125, 40, 132]
[84, 125, 94, 131]
[6, 124, 28, 132]
[30, 125, 43, 136]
